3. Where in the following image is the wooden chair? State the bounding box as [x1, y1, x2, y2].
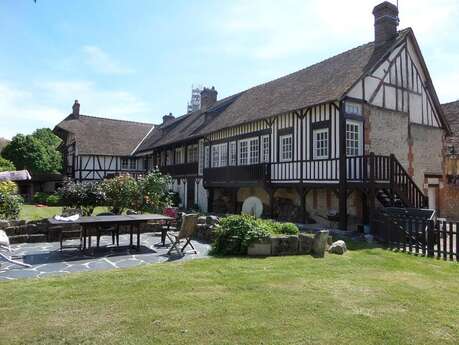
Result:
[95, 212, 119, 248]
[166, 214, 199, 256]
[58, 208, 83, 251]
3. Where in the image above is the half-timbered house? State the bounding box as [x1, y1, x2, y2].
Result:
[54, 100, 154, 181]
[55, 1, 451, 230]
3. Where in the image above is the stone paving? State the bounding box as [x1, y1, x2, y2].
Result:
[0, 232, 210, 281]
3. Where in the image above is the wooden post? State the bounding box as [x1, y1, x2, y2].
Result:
[299, 187, 306, 225]
[207, 188, 214, 213]
[368, 152, 376, 220]
[269, 187, 274, 219]
[389, 153, 395, 205]
[426, 219, 435, 257]
[361, 191, 369, 225]
[233, 188, 238, 214]
[338, 101, 347, 230]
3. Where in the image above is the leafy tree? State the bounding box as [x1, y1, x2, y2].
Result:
[32, 128, 61, 148]
[0, 156, 16, 172]
[2, 129, 62, 174]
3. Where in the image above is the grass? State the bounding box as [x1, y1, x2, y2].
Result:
[19, 205, 110, 221]
[1, 244, 458, 345]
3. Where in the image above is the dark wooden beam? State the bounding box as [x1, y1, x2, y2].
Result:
[207, 188, 214, 213]
[338, 100, 348, 230]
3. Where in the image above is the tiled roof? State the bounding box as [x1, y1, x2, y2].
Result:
[136, 30, 410, 152]
[54, 115, 153, 156]
[442, 100, 459, 152]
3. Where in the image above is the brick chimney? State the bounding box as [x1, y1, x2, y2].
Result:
[200, 86, 218, 111]
[373, 1, 399, 48]
[72, 100, 80, 118]
[162, 112, 175, 125]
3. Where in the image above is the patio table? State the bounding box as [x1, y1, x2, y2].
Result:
[48, 214, 174, 251]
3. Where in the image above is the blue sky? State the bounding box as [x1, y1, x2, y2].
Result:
[0, 0, 458, 139]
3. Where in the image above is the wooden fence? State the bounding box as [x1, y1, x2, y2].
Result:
[372, 210, 458, 261]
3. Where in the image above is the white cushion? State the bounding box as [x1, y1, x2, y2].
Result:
[0, 230, 9, 247]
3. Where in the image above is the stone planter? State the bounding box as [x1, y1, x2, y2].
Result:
[312, 230, 329, 258]
[298, 233, 314, 254]
[271, 235, 299, 256]
[247, 238, 272, 256]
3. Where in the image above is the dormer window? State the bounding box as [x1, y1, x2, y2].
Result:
[345, 102, 362, 116]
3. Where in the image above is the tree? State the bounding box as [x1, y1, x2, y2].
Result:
[0, 156, 16, 172]
[2, 129, 62, 174]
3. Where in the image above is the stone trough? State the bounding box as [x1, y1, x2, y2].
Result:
[248, 230, 331, 258]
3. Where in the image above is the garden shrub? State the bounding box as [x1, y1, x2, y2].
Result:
[46, 194, 62, 206]
[262, 220, 299, 235]
[100, 171, 171, 214]
[58, 178, 105, 216]
[33, 192, 50, 204]
[140, 171, 172, 213]
[0, 181, 17, 195]
[212, 215, 271, 255]
[0, 181, 23, 220]
[101, 175, 141, 214]
[211, 215, 301, 255]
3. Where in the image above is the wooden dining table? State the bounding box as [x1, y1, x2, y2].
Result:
[48, 214, 174, 251]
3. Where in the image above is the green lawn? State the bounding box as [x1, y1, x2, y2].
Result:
[19, 205, 110, 221]
[1, 245, 458, 345]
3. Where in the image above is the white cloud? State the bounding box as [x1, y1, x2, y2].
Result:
[82, 45, 134, 75]
[0, 80, 152, 139]
[216, 0, 459, 61]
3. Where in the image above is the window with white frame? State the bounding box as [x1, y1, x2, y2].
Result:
[129, 159, 137, 170]
[279, 134, 293, 162]
[175, 147, 184, 164]
[211, 143, 227, 168]
[239, 137, 259, 165]
[229, 141, 237, 166]
[166, 150, 174, 165]
[187, 144, 199, 163]
[249, 138, 259, 164]
[239, 140, 248, 165]
[121, 158, 137, 170]
[313, 129, 329, 159]
[204, 146, 209, 168]
[261, 135, 270, 162]
[346, 120, 362, 157]
[345, 102, 362, 116]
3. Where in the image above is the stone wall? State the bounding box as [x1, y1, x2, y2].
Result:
[365, 105, 409, 169]
[411, 124, 444, 188]
[439, 183, 459, 220]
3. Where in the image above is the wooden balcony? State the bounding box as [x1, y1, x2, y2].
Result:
[159, 162, 198, 177]
[203, 163, 269, 186]
[203, 154, 427, 209]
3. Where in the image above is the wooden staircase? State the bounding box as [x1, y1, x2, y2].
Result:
[370, 153, 428, 209]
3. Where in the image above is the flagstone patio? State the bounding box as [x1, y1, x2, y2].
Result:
[0, 233, 210, 281]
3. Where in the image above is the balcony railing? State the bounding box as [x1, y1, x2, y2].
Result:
[159, 162, 198, 177]
[203, 163, 269, 183]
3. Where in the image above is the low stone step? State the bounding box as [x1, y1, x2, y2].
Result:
[8, 234, 47, 244]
